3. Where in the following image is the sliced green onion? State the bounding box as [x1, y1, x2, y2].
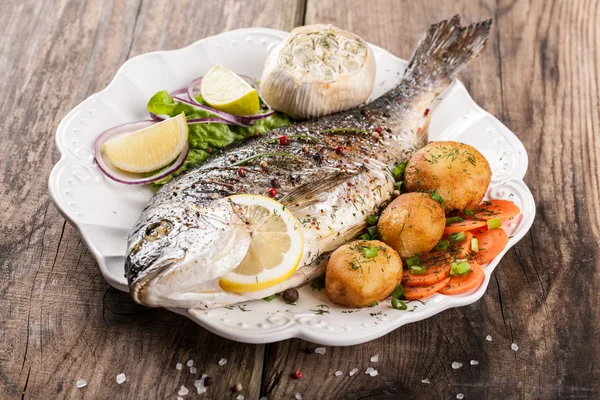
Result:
[410, 265, 427, 275]
[391, 285, 407, 310]
[359, 233, 371, 240]
[405, 254, 421, 267]
[393, 161, 407, 180]
[322, 128, 368, 134]
[266, 134, 318, 144]
[429, 189, 445, 208]
[362, 246, 378, 258]
[366, 215, 379, 226]
[394, 181, 404, 192]
[487, 217, 502, 229]
[232, 152, 300, 166]
[263, 294, 277, 302]
[392, 297, 407, 310]
[449, 231, 466, 242]
[445, 216, 465, 226]
[471, 238, 479, 253]
[434, 240, 450, 252]
[450, 261, 472, 276]
[464, 208, 476, 217]
[367, 226, 379, 239]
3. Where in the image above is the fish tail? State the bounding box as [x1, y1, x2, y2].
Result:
[383, 16, 492, 150]
[405, 15, 492, 85]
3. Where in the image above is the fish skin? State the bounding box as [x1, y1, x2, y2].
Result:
[125, 16, 492, 309]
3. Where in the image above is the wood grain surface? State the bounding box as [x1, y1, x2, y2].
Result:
[0, 0, 598, 399]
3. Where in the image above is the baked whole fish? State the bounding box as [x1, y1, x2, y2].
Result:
[125, 16, 492, 309]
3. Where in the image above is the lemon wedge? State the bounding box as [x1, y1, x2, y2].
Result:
[102, 113, 188, 173]
[219, 195, 304, 293]
[200, 64, 260, 116]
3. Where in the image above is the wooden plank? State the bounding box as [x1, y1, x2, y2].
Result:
[0, 1, 303, 399]
[261, 1, 600, 399]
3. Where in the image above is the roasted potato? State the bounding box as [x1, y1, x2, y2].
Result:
[404, 141, 492, 212]
[377, 192, 445, 258]
[326, 240, 402, 307]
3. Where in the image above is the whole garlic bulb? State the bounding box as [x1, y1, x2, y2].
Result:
[260, 25, 376, 120]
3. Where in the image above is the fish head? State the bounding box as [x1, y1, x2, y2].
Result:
[125, 197, 251, 308]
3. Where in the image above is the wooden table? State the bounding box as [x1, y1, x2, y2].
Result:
[2, 0, 599, 398]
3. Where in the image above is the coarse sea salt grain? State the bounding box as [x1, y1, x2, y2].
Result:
[178, 385, 189, 396]
[486, 335, 492, 341]
[314, 347, 326, 355]
[76, 379, 87, 389]
[116, 373, 126, 384]
[349, 368, 359, 376]
[470, 360, 479, 366]
[365, 367, 378, 376]
[295, 393, 303, 400]
[218, 358, 228, 366]
[370, 354, 379, 362]
[452, 362, 463, 370]
[421, 379, 430, 384]
[190, 367, 197, 374]
[187, 360, 194, 367]
[194, 374, 208, 395]
[176, 363, 183, 370]
[177, 397, 183, 400]
[334, 371, 343, 377]
[511, 343, 519, 351]
[457, 393, 465, 399]
[236, 395, 245, 400]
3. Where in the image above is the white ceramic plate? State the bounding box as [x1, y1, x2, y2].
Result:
[49, 28, 535, 346]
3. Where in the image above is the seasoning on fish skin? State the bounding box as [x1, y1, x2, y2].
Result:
[125, 16, 492, 310]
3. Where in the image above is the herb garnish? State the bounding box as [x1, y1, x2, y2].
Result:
[366, 215, 379, 226]
[405, 254, 421, 267]
[448, 231, 466, 242]
[445, 216, 464, 225]
[311, 276, 326, 291]
[266, 134, 318, 144]
[391, 285, 407, 310]
[263, 294, 277, 302]
[434, 240, 450, 252]
[450, 261, 472, 276]
[232, 152, 300, 166]
[428, 189, 445, 208]
[362, 246, 378, 258]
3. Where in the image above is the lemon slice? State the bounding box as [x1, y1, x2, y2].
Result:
[219, 195, 304, 293]
[102, 113, 188, 173]
[200, 64, 260, 116]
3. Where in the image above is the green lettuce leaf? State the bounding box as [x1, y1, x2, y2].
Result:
[146, 90, 291, 184]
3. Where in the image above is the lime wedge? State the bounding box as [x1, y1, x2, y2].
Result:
[200, 64, 260, 116]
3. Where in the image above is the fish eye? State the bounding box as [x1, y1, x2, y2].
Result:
[144, 220, 173, 241]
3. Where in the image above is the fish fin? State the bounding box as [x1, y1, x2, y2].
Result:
[415, 108, 432, 148]
[406, 15, 492, 84]
[281, 170, 361, 211]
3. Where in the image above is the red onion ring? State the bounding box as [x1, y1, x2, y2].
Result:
[93, 120, 189, 185]
[188, 117, 231, 124]
[186, 75, 276, 122]
[169, 87, 188, 97]
[187, 77, 203, 104]
[172, 95, 253, 127]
